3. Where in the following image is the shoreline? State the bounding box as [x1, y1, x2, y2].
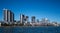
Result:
[0, 26, 60, 28]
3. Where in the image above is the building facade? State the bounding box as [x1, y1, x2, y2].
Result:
[20, 14, 25, 23]
[3, 8, 14, 22]
[31, 16, 36, 23]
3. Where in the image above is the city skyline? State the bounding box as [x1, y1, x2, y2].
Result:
[0, 0, 60, 22]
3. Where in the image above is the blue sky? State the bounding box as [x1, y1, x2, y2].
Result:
[0, 0, 60, 22]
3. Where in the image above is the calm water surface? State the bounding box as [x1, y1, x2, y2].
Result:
[0, 26, 60, 33]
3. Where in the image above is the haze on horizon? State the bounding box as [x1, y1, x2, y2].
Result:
[0, 0, 60, 22]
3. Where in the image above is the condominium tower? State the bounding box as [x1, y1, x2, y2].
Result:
[3, 8, 14, 22]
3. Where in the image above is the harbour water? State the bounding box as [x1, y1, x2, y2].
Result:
[0, 26, 60, 33]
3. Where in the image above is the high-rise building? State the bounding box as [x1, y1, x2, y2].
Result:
[20, 14, 25, 23]
[36, 19, 39, 22]
[41, 18, 50, 23]
[31, 16, 36, 23]
[24, 16, 29, 23]
[24, 16, 28, 21]
[3, 8, 14, 22]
